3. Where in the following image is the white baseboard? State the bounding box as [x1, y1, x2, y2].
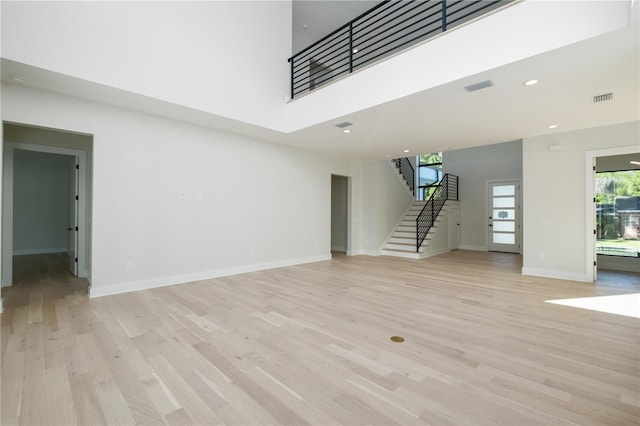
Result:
[459, 245, 487, 251]
[13, 247, 68, 256]
[521, 267, 592, 283]
[89, 254, 331, 299]
[419, 247, 451, 258]
[0, 297, 3, 314]
[347, 250, 381, 256]
[380, 250, 420, 259]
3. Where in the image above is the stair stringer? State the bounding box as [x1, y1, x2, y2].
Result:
[382, 200, 456, 259]
[388, 159, 414, 198]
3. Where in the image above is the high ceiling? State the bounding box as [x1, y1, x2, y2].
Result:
[284, 1, 639, 159]
[2, 1, 638, 161]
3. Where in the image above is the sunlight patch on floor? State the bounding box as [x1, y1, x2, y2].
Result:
[546, 293, 640, 318]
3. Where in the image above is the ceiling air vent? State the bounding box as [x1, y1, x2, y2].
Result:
[464, 80, 493, 92]
[335, 121, 353, 128]
[593, 93, 613, 103]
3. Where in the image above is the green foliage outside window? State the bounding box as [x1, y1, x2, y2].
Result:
[419, 152, 442, 166]
[595, 170, 640, 203]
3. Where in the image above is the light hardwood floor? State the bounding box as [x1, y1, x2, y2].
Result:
[1, 251, 639, 425]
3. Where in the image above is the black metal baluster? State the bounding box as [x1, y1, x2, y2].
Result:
[348, 22, 354, 73]
[441, 0, 447, 31]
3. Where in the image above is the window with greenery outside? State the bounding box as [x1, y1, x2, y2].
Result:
[595, 170, 640, 257]
[418, 152, 442, 201]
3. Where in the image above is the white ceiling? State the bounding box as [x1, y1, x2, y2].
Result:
[283, 0, 640, 159]
[2, 1, 638, 161]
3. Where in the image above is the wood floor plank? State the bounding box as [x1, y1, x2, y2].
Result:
[1, 251, 638, 425]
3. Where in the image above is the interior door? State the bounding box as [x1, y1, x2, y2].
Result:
[449, 206, 460, 250]
[68, 156, 79, 276]
[488, 181, 520, 253]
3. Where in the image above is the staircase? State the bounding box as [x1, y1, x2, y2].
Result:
[381, 200, 447, 258]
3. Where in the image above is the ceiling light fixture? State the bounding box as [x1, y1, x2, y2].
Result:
[523, 79, 539, 86]
[352, 48, 358, 53]
[548, 124, 558, 129]
[343, 129, 351, 134]
[630, 161, 640, 166]
[403, 149, 410, 153]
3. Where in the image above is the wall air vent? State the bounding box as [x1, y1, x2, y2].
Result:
[593, 93, 613, 103]
[335, 121, 353, 128]
[464, 80, 493, 92]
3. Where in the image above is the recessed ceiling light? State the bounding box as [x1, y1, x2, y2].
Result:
[403, 149, 410, 153]
[9, 74, 25, 83]
[343, 129, 351, 134]
[630, 161, 640, 166]
[352, 48, 358, 53]
[524, 79, 539, 86]
[548, 124, 558, 129]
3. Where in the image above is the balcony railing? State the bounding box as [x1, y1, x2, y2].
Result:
[288, 0, 513, 99]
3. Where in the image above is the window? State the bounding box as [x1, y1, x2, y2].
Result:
[417, 152, 442, 200]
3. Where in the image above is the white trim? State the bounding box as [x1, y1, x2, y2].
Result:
[419, 246, 451, 258]
[347, 249, 381, 256]
[459, 244, 487, 251]
[380, 250, 420, 259]
[2, 141, 90, 285]
[522, 267, 591, 283]
[585, 145, 640, 282]
[89, 254, 331, 298]
[0, 298, 3, 314]
[14, 247, 68, 256]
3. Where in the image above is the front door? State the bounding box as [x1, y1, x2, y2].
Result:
[488, 181, 520, 253]
[68, 156, 79, 276]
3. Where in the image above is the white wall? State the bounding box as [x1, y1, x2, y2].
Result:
[1, 83, 351, 297]
[522, 121, 639, 281]
[350, 160, 413, 254]
[1, 1, 292, 130]
[443, 140, 523, 251]
[13, 150, 71, 254]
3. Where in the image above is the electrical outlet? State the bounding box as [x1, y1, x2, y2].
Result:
[126, 262, 134, 271]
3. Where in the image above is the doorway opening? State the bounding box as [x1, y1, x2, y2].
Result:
[586, 145, 639, 282]
[331, 174, 350, 255]
[2, 122, 93, 296]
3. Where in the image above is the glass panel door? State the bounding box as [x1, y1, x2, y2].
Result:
[488, 182, 520, 253]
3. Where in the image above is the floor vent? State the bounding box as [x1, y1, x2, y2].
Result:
[593, 93, 614, 103]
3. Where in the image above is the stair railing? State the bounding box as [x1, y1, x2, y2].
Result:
[416, 174, 458, 251]
[392, 157, 415, 196]
[288, 0, 514, 99]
